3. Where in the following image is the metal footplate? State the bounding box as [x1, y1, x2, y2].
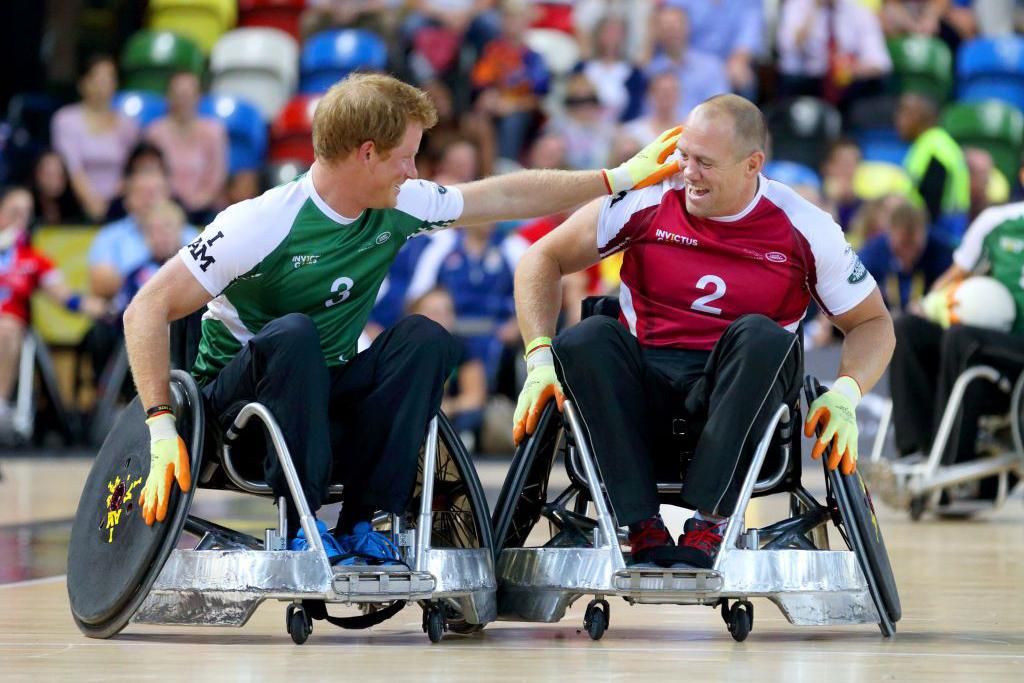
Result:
[613, 567, 724, 601]
[331, 567, 436, 601]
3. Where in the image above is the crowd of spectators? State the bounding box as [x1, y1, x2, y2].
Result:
[0, 0, 1022, 451]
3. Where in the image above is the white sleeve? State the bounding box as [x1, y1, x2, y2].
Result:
[177, 193, 292, 296]
[395, 179, 465, 236]
[405, 231, 456, 302]
[953, 205, 1010, 271]
[597, 182, 669, 257]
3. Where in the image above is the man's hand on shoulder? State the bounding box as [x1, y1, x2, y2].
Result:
[602, 126, 683, 195]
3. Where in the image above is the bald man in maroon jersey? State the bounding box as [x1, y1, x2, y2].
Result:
[512, 94, 895, 568]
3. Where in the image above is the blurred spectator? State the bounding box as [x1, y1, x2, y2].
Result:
[574, 14, 647, 123]
[108, 200, 186, 320]
[223, 170, 262, 207]
[29, 150, 85, 225]
[965, 146, 1006, 221]
[662, 0, 763, 95]
[145, 71, 229, 226]
[405, 1, 501, 83]
[524, 131, 569, 171]
[573, 0, 655, 64]
[103, 142, 172, 222]
[821, 138, 864, 230]
[406, 222, 527, 382]
[645, 5, 730, 120]
[421, 79, 497, 178]
[471, 1, 551, 163]
[0, 187, 104, 436]
[881, 0, 976, 55]
[847, 193, 904, 249]
[859, 198, 953, 311]
[621, 71, 682, 148]
[300, 0, 396, 38]
[544, 74, 616, 170]
[432, 137, 481, 185]
[408, 286, 488, 446]
[50, 55, 139, 222]
[895, 92, 970, 242]
[88, 169, 197, 301]
[777, 0, 892, 106]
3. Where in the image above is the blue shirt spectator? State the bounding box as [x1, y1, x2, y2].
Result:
[88, 215, 197, 278]
[646, 5, 730, 120]
[661, 0, 764, 62]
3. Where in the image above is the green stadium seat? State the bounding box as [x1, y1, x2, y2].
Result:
[888, 35, 954, 103]
[941, 99, 1024, 183]
[120, 30, 205, 94]
[148, 0, 237, 54]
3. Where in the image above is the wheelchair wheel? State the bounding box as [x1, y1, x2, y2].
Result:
[491, 401, 562, 553]
[409, 411, 494, 634]
[67, 370, 204, 638]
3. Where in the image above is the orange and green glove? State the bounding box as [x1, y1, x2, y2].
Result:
[513, 337, 565, 446]
[804, 376, 862, 475]
[138, 412, 191, 525]
[602, 125, 683, 194]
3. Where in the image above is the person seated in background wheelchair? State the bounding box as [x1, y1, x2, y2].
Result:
[888, 195, 1024, 475]
[0, 186, 106, 438]
[512, 94, 896, 568]
[123, 73, 683, 563]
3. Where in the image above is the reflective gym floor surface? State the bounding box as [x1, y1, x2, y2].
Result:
[1, 451, 1022, 683]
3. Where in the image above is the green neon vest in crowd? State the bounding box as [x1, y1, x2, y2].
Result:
[903, 126, 970, 216]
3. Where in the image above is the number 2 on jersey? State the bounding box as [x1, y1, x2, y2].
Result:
[324, 276, 354, 308]
[691, 274, 726, 315]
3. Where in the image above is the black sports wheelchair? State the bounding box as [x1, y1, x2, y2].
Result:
[67, 313, 496, 644]
[491, 297, 901, 641]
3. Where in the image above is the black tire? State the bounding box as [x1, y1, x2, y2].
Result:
[68, 370, 204, 639]
[728, 603, 751, 642]
[425, 606, 446, 643]
[909, 495, 927, 521]
[491, 402, 561, 555]
[287, 604, 311, 645]
[584, 603, 607, 641]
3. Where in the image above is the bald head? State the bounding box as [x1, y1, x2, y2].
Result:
[690, 94, 768, 159]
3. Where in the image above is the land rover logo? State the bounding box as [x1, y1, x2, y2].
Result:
[848, 258, 867, 284]
[766, 251, 787, 263]
[376, 232, 391, 245]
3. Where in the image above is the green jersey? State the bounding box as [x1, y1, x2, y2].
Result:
[953, 201, 1024, 334]
[180, 173, 464, 383]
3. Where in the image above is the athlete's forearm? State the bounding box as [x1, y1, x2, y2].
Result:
[514, 247, 564, 345]
[459, 170, 605, 226]
[836, 314, 895, 396]
[123, 291, 173, 411]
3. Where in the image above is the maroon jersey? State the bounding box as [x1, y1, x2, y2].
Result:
[597, 176, 875, 350]
[0, 243, 57, 325]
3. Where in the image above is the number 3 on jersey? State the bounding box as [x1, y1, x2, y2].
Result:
[324, 276, 354, 308]
[691, 274, 726, 315]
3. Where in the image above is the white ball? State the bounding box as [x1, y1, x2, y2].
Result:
[950, 276, 1017, 332]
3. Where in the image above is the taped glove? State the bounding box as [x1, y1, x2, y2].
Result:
[804, 376, 862, 475]
[602, 125, 683, 194]
[138, 412, 191, 525]
[513, 337, 565, 446]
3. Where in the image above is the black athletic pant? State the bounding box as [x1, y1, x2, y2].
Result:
[553, 314, 801, 523]
[890, 314, 1024, 464]
[201, 313, 459, 532]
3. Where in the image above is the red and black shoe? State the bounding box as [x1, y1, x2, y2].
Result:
[627, 515, 673, 564]
[673, 517, 726, 569]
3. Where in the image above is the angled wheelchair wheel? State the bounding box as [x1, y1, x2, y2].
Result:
[410, 412, 494, 634]
[67, 370, 204, 639]
[805, 377, 900, 636]
[491, 401, 562, 554]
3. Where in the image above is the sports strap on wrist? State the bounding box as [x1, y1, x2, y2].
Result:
[602, 166, 632, 195]
[146, 404, 174, 418]
[525, 336, 552, 358]
[831, 375, 862, 406]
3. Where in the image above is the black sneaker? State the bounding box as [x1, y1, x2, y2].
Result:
[627, 515, 673, 564]
[672, 517, 725, 569]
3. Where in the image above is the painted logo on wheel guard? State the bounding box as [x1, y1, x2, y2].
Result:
[104, 474, 143, 543]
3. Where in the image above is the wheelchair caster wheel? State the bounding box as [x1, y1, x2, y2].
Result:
[287, 603, 312, 645]
[909, 496, 927, 521]
[719, 599, 753, 642]
[423, 604, 447, 643]
[583, 598, 610, 641]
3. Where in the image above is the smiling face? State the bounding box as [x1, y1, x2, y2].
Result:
[365, 123, 423, 209]
[677, 106, 764, 218]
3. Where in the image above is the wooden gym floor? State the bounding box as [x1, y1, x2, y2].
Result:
[0, 455, 1022, 682]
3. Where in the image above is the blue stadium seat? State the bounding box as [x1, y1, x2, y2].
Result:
[958, 36, 1024, 110]
[112, 91, 168, 129]
[299, 29, 388, 94]
[763, 161, 822, 191]
[198, 94, 267, 174]
[856, 130, 909, 165]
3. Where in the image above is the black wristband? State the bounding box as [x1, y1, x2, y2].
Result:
[146, 404, 174, 418]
